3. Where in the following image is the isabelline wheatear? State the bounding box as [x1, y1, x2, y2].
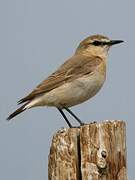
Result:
[7, 35, 123, 127]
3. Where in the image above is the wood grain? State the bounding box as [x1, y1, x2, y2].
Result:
[48, 120, 127, 180]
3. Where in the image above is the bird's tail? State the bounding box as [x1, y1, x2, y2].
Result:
[7, 103, 28, 121]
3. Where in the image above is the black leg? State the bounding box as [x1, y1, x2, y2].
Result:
[57, 108, 72, 128]
[64, 107, 84, 125]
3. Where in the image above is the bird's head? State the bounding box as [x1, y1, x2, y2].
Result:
[76, 34, 123, 57]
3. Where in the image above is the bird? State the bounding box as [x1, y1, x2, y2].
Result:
[7, 34, 123, 127]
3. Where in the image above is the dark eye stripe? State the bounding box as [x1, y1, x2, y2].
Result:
[92, 41, 102, 46]
[92, 41, 107, 46]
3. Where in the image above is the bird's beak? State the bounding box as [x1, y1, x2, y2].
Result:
[109, 40, 124, 46]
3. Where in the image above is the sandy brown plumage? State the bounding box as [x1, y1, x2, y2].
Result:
[18, 55, 103, 104]
[7, 34, 123, 124]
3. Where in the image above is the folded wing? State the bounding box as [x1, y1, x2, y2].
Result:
[18, 55, 102, 104]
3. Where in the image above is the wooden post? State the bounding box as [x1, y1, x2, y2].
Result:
[48, 120, 127, 180]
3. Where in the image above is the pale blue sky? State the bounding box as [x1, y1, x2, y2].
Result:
[0, 0, 134, 179]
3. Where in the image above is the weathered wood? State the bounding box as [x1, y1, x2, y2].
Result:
[48, 128, 80, 180]
[48, 120, 127, 180]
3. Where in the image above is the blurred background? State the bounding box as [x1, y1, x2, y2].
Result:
[0, 0, 134, 179]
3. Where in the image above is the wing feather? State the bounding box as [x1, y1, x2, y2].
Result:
[18, 55, 102, 104]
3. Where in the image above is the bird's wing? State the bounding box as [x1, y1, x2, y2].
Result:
[18, 55, 102, 104]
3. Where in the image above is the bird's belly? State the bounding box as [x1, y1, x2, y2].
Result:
[38, 71, 105, 107]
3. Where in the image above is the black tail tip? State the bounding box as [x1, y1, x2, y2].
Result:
[6, 103, 27, 121]
[6, 115, 13, 121]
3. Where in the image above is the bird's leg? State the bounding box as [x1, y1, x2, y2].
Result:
[64, 107, 85, 126]
[57, 108, 72, 128]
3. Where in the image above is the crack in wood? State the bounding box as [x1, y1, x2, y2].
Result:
[77, 134, 82, 180]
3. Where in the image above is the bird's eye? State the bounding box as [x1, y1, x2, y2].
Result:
[92, 41, 101, 46]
